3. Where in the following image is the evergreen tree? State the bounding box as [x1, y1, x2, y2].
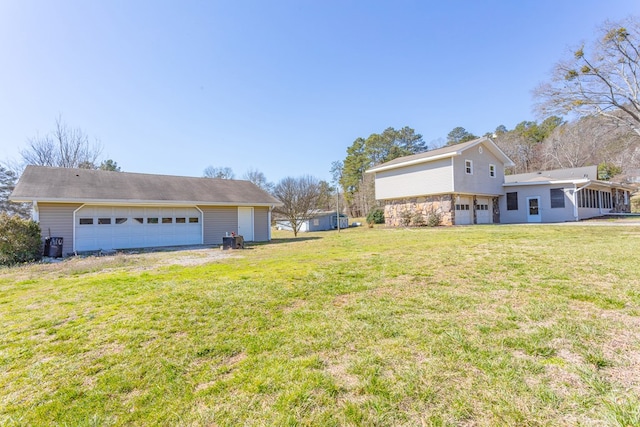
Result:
[0, 166, 30, 218]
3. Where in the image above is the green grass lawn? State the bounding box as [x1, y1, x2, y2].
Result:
[1, 224, 640, 426]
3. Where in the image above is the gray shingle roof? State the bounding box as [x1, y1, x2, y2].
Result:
[503, 166, 636, 190]
[10, 166, 281, 206]
[504, 166, 598, 183]
[366, 137, 514, 173]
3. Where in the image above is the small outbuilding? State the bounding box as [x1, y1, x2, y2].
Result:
[9, 166, 282, 255]
[276, 211, 348, 232]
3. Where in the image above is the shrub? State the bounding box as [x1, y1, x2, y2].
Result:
[411, 211, 426, 227]
[0, 213, 42, 266]
[426, 211, 442, 227]
[400, 209, 412, 227]
[366, 208, 385, 224]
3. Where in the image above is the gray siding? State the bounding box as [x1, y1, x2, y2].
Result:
[253, 207, 270, 242]
[453, 142, 504, 196]
[309, 214, 347, 231]
[500, 185, 576, 223]
[310, 215, 332, 231]
[38, 203, 82, 255]
[200, 206, 238, 245]
[375, 158, 453, 200]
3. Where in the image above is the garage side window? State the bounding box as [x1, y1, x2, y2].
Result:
[79, 218, 93, 225]
[507, 192, 518, 210]
[550, 188, 565, 208]
[465, 160, 473, 175]
[489, 164, 496, 178]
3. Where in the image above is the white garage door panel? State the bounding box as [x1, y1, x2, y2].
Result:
[476, 198, 492, 224]
[75, 206, 202, 251]
[455, 197, 472, 225]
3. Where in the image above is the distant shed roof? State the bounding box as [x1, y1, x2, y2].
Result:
[10, 166, 281, 206]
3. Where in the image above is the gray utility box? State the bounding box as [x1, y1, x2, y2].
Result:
[222, 236, 244, 250]
[44, 237, 63, 258]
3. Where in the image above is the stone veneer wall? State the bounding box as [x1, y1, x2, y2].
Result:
[612, 189, 631, 213]
[384, 195, 454, 226]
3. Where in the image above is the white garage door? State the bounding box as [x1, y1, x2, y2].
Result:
[75, 206, 202, 251]
[476, 198, 492, 224]
[454, 197, 472, 225]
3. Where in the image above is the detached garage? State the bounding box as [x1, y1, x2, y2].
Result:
[10, 166, 281, 255]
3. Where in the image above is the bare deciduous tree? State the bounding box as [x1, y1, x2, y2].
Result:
[242, 168, 273, 193]
[542, 122, 601, 169]
[540, 115, 640, 174]
[203, 166, 235, 179]
[20, 116, 103, 169]
[273, 175, 322, 237]
[535, 17, 640, 135]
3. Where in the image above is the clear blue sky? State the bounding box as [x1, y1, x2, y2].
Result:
[1, 1, 638, 183]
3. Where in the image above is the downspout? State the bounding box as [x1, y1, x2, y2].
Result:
[268, 206, 273, 241]
[32, 201, 39, 222]
[573, 183, 591, 221]
[451, 157, 456, 225]
[195, 206, 204, 244]
[598, 189, 603, 215]
[72, 205, 86, 254]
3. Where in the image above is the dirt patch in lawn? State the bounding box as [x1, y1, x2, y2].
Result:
[6, 246, 236, 280]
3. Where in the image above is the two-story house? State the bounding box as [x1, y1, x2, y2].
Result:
[366, 137, 634, 225]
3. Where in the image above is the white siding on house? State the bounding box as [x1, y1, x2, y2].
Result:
[375, 158, 453, 200]
[201, 206, 238, 245]
[453, 143, 505, 196]
[501, 185, 577, 223]
[38, 203, 82, 256]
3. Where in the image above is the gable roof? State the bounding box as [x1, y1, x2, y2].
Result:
[10, 166, 282, 206]
[365, 137, 514, 174]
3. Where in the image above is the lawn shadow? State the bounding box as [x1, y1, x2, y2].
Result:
[253, 237, 322, 246]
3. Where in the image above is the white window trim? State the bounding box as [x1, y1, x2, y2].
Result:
[489, 164, 496, 178]
[465, 159, 473, 175]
